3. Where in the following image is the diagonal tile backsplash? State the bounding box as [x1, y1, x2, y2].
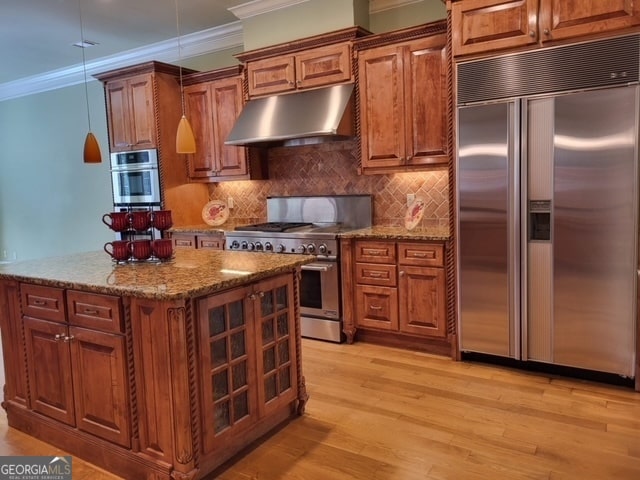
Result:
[207, 140, 449, 228]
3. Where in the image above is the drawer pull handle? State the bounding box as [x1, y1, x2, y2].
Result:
[368, 272, 383, 278]
[412, 253, 428, 258]
[369, 305, 382, 310]
[83, 309, 99, 315]
[32, 299, 46, 306]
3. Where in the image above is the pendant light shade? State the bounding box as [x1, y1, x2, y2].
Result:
[78, 0, 102, 164]
[84, 131, 102, 163]
[175, 0, 196, 155]
[176, 115, 196, 153]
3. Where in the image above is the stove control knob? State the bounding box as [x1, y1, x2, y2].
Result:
[247, 242, 256, 251]
[241, 241, 248, 250]
[276, 244, 286, 253]
[255, 242, 263, 251]
[230, 240, 240, 250]
[265, 242, 273, 252]
[318, 244, 328, 255]
[306, 243, 316, 254]
[295, 245, 306, 254]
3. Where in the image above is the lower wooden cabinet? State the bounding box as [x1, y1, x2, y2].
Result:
[196, 274, 298, 454]
[171, 232, 224, 250]
[343, 239, 448, 351]
[20, 285, 130, 447]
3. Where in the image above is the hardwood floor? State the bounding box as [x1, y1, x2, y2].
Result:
[2, 338, 640, 479]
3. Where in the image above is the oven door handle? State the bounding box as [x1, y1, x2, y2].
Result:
[301, 263, 334, 272]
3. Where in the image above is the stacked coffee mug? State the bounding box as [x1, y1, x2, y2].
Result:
[102, 210, 174, 263]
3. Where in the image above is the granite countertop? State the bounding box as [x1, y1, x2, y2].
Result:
[169, 220, 248, 234]
[171, 223, 450, 241]
[0, 249, 312, 301]
[340, 225, 450, 241]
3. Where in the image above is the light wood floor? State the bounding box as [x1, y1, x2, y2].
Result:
[2, 339, 640, 479]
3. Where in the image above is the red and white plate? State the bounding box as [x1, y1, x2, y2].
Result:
[202, 200, 229, 226]
[404, 197, 425, 230]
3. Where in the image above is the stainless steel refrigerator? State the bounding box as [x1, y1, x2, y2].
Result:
[456, 36, 638, 378]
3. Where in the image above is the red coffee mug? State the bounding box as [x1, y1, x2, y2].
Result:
[102, 212, 130, 232]
[130, 211, 152, 231]
[152, 210, 173, 230]
[129, 239, 152, 260]
[152, 239, 173, 260]
[104, 240, 131, 262]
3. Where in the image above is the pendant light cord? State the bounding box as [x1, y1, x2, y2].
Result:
[78, 0, 92, 131]
[175, 0, 186, 116]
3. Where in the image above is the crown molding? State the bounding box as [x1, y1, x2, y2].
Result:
[0, 21, 243, 102]
[370, 0, 424, 14]
[228, 0, 311, 19]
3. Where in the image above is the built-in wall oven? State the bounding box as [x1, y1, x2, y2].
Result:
[110, 149, 161, 206]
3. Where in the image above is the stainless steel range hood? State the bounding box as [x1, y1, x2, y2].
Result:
[225, 83, 355, 147]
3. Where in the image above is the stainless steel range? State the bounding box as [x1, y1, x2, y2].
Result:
[225, 195, 372, 343]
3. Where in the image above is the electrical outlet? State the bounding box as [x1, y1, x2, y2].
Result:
[406, 193, 416, 206]
[228, 196, 234, 209]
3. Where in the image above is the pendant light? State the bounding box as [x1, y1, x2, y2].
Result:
[78, 0, 102, 163]
[174, 0, 196, 154]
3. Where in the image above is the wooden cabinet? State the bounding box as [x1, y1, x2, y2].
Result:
[20, 284, 130, 447]
[197, 274, 297, 453]
[451, 0, 640, 57]
[245, 42, 352, 97]
[356, 25, 448, 173]
[346, 240, 448, 345]
[96, 62, 211, 227]
[184, 68, 250, 181]
[171, 231, 224, 250]
[104, 73, 156, 151]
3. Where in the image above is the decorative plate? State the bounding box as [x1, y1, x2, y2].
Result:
[404, 197, 426, 231]
[202, 200, 229, 226]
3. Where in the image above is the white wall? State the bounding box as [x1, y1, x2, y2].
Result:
[0, 81, 113, 261]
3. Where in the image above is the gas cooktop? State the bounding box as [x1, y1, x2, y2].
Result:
[234, 222, 313, 233]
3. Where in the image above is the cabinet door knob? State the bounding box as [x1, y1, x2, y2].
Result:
[529, 30, 536, 37]
[399, 271, 405, 277]
[64, 335, 74, 343]
[54, 333, 65, 342]
[543, 28, 550, 35]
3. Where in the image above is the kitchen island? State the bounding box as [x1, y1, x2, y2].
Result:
[0, 249, 312, 480]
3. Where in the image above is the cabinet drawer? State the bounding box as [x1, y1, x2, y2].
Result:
[66, 290, 123, 333]
[355, 284, 398, 331]
[21, 284, 66, 323]
[198, 235, 224, 250]
[355, 241, 396, 264]
[398, 242, 443, 267]
[172, 233, 196, 248]
[356, 263, 397, 287]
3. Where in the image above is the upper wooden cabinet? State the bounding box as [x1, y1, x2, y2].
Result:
[183, 67, 250, 182]
[355, 22, 448, 174]
[236, 26, 370, 99]
[451, 0, 640, 57]
[245, 43, 351, 97]
[96, 62, 191, 153]
[103, 74, 156, 151]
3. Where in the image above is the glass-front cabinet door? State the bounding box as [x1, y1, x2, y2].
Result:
[197, 273, 297, 453]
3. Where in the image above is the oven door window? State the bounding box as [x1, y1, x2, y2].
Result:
[118, 171, 152, 197]
[300, 269, 322, 309]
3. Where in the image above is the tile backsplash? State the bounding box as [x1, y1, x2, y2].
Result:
[207, 140, 449, 228]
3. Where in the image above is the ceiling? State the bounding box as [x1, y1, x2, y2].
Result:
[0, 0, 249, 85]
